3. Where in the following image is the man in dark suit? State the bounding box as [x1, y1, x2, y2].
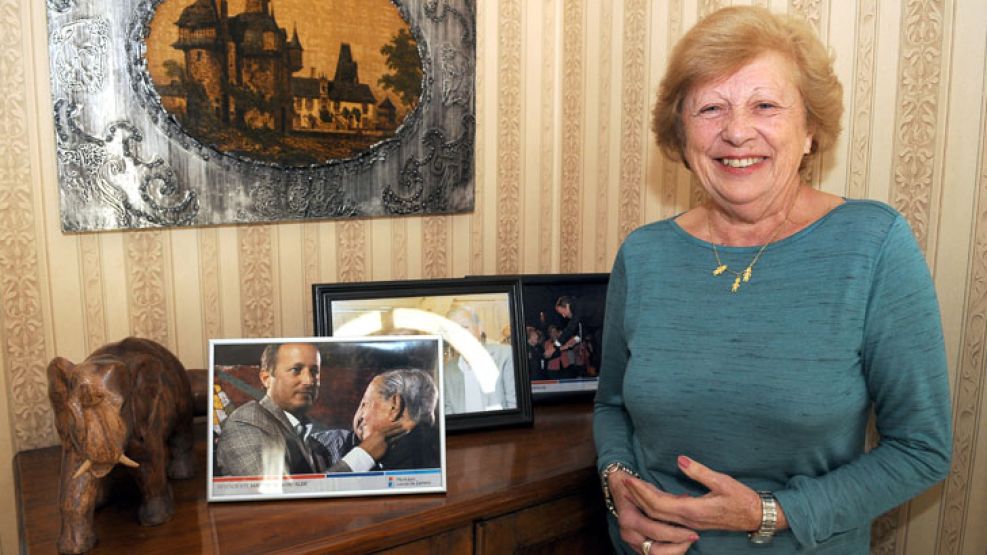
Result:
[215, 342, 392, 476]
[351, 369, 440, 470]
[312, 368, 441, 471]
[554, 296, 583, 347]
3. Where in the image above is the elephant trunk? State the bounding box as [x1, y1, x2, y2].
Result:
[69, 386, 138, 479]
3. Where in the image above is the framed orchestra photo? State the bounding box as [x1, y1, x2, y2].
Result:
[515, 273, 609, 402]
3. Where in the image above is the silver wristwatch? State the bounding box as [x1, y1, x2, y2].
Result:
[749, 491, 778, 544]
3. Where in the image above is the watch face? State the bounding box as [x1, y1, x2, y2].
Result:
[749, 533, 774, 545]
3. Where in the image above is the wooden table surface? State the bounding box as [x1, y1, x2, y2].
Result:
[16, 403, 600, 554]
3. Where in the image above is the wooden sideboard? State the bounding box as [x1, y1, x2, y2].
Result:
[15, 403, 613, 554]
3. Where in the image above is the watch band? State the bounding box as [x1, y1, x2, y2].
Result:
[749, 491, 778, 545]
[600, 462, 639, 518]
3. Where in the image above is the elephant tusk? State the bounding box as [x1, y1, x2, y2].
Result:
[118, 454, 140, 468]
[72, 459, 93, 480]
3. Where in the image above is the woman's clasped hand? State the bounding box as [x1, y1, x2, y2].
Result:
[611, 455, 787, 554]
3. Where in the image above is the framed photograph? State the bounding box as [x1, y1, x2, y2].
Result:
[207, 335, 445, 502]
[516, 273, 609, 401]
[313, 277, 532, 432]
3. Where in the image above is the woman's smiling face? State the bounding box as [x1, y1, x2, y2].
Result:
[682, 51, 813, 211]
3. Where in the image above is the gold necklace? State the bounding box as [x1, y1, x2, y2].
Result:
[706, 193, 798, 293]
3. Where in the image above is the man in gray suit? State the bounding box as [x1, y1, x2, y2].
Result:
[215, 342, 393, 477]
[444, 306, 517, 415]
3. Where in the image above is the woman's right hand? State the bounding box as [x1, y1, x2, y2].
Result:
[610, 471, 699, 554]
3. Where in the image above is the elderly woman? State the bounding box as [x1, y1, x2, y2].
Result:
[594, 6, 952, 555]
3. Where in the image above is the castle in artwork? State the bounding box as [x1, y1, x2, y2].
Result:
[160, 0, 399, 135]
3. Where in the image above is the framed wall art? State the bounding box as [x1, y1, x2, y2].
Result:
[313, 277, 533, 432]
[47, 0, 475, 232]
[208, 335, 445, 502]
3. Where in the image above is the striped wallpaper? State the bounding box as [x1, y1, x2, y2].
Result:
[1, 1, 985, 553]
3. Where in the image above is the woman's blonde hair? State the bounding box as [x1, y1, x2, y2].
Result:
[652, 6, 843, 165]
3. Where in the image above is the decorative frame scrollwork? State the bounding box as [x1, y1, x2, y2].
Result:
[46, 0, 475, 232]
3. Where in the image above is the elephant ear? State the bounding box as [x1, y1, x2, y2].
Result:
[126, 354, 166, 428]
[103, 354, 138, 399]
[47, 357, 79, 445]
[77, 358, 130, 475]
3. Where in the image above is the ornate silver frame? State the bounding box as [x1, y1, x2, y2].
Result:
[46, 0, 475, 232]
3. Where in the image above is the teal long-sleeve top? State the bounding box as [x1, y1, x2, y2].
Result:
[593, 200, 952, 554]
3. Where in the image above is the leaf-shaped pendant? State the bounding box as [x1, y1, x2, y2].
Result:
[743, 267, 752, 282]
[713, 265, 728, 276]
[731, 276, 741, 293]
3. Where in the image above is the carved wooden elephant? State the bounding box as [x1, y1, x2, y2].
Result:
[47, 337, 194, 554]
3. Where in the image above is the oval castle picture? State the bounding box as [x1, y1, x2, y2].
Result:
[145, 0, 422, 167]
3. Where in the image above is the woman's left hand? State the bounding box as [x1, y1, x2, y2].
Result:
[624, 455, 779, 533]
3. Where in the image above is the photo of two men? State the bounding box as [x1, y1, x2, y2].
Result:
[208, 337, 443, 497]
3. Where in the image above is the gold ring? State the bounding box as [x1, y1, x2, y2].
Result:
[642, 538, 654, 555]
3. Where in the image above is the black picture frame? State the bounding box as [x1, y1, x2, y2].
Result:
[515, 273, 610, 402]
[207, 335, 446, 502]
[313, 277, 532, 432]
